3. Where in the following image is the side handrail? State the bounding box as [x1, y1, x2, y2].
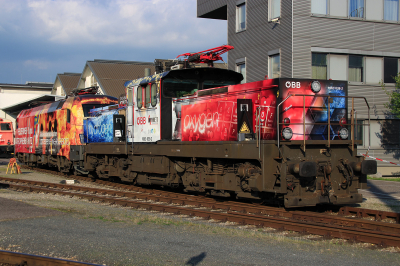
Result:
[276, 94, 371, 158]
[255, 107, 262, 159]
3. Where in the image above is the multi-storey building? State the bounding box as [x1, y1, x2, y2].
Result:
[198, 0, 400, 175]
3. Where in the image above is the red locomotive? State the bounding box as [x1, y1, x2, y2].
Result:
[0, 118, 14, 157]
[15, 46, 377, 208]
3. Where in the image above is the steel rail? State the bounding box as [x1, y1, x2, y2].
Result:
[2, 176, 400, 230]
[5, 172, 400, 224]
[3, 178, 400, 247]
[0, 249, 100, 265]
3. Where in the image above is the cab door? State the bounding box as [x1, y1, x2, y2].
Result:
[134, 83, 161, 142]
[127, 86, 134, 142]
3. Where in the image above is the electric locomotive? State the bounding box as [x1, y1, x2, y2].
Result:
[0, 118, 14, 157]
[15, 88, 118, 172]
[80, 46, 376, 208]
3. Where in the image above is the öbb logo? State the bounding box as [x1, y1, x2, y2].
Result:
[137, 117, 146, 125]
[285, 81, 301, 89]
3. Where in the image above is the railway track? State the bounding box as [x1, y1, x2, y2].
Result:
[2, 174, 400, 248]
[0, 249, 100, 265]
[17, 166, 400, 223]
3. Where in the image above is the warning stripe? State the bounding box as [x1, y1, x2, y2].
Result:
[359, 153, 400, 167]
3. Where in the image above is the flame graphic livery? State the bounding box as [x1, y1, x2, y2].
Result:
[15, 95, 117, 159]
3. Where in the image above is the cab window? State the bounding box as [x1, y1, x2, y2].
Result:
[163, 79, 198, 98]
[127, 87, 133, 106]
[145, 84, 151, 107]
[82, 104, 110, 117]
[151, 83, 157, 107]
[0, 123, 11, 131]
[203, 80, 237, 90]
[137, 86, 143, 109]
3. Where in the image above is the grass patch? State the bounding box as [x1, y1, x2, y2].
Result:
[367, 177, 400, 182]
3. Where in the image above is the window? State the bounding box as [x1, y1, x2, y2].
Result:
[384, 57, 399, 83]
[0, 123, 11, 131]
[145, 84, 151, 107]
[349, 0, 364, 18]
[385, 0, 399, 21]
[151, 83, 157, 107]
[82, 104, 111, 117]
[137, 86, 143, 108]
[314, 0, 400, 21]
[236, 63, 246, 84]
[269, 54, 280, 78]
[349, 55, 364, 82]
[236, 3, 246, 32]
[203, 80, 237, 90]
[66, 109, 71, 123]
[311, 0, 328, 15]
[312, 53, 327, 79]
[127, 87, 133, 106]
[269, 0, 281, 20]
[162, 79, 198, 98]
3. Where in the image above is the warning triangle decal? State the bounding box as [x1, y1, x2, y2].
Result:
[239, 122, 251, 133]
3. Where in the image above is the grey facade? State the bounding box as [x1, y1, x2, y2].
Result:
[198, 0, 400, 175]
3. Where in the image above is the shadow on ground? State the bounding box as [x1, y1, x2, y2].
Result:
[186, 252, 207, 266]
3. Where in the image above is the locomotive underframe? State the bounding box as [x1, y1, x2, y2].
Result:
[82, 139, 368, 207]
[0, 145, 14, 157]
[15, 139, 369, 208]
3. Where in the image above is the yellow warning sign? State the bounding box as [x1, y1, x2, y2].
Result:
[239, 122, 251, 133]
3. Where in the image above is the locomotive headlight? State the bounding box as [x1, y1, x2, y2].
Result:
[339, 128, 349, 140]
[282, 127, 293, 140]
[283, 117, 290, 125]
[311, 81, 321, 93]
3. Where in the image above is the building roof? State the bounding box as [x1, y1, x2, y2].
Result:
[56, 73, 81, 95]
[0, 82, 53, 90]
[85, 60, 155, 98]
[197, 0, 227, 20]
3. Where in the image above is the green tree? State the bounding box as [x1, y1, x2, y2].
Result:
[381, 73, 400, 118]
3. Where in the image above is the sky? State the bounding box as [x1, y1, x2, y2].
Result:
[0, 0, 227, 84]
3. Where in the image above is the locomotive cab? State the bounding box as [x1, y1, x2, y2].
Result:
[124, 67, 243, 143]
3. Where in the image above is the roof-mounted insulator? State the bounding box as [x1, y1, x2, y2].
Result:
[70, 86, 99, 96]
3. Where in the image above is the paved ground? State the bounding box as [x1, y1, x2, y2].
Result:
[0, 158, 400, 265]
[360, 180, 400, 200]
[0, 197, 61, 220]
[0, 195, 399, 266]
